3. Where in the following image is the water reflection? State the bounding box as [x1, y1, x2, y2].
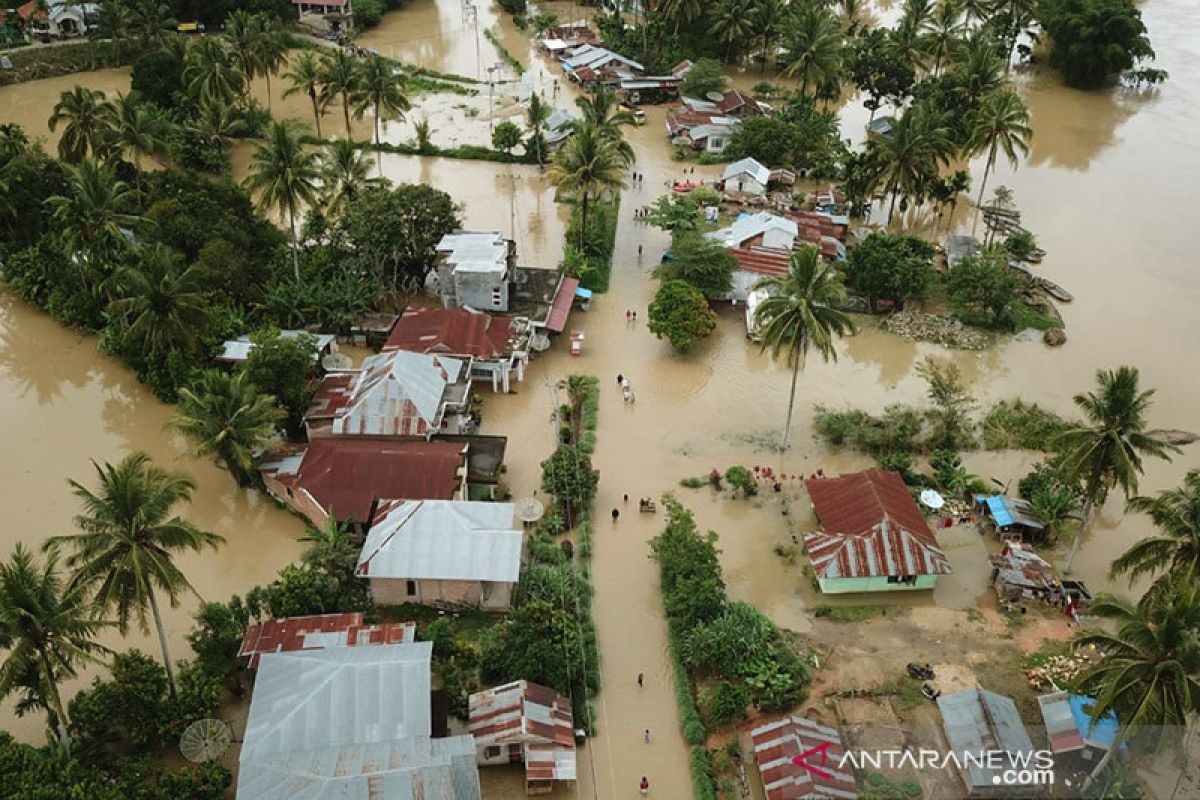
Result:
[1022, 70, 1151, 171]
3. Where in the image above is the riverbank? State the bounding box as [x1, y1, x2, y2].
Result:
[0, 39, 129, 86]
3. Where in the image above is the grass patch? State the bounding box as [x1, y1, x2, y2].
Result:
[861, 771, 924, 799]
[813, 604, 893, 622]
[1022, 639, 1072, 669]
[719, 429, 786, 453]
[0, 40, 131, 86]
[679, 476, 707, 488]
[981, 399, 1073, 451]
[483, 28, 524, 75]
[881, 677, 927, 711]
[966, 608, 985, 623]
[377, 603, 502, 639]
[367, 140, 537, 164]
[1010, 299, 1062, 332]
[813, 405, 924, 455]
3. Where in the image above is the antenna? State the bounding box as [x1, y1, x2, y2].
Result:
[179, 718, 233, 763]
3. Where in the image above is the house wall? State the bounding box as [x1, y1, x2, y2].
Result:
[761, 228, 795, 250]
[728, 270, 761, 303]
[371, 577, 514, 608]
[476, 741, 528, 766]
[454, 270, 510, 312]
[728, 174, 766, 194]
[817, 575, 939, 594]
[705, 135, 731, 154]
[261, 478, 331, 529]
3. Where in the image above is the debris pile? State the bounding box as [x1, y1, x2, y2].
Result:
[1024, 653, 1091, 690]
[882, 310, 990, 350]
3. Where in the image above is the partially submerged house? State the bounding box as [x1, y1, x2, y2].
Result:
[468, 681, 576, 796]
[750, 714, 858, 800]
[559, 45, 644, 85]
[21, 1, 98, 40]
[803, 468, 953, 594]
[429, 231, 516, 312]
[356, 499, 523, 609]
[708, 211, 798, 251]
[237, 642, 481, 799]
[1037, 692, 1119, 769]
[306, 350, 473, 439]
[731, 247, 792, 305]
[259, 438, 468, 528]
[384, 307, 532, 393]
[666, 109, 740, 153]
[721, 157, 773, 196]
[937, 688, 1038, 797]
[543, 109, 576, 149]
[216, 329, 338, 366]
[975, 494, 1046, 542]
[238, 612, 417, 669]
[292, 0, 354, 34]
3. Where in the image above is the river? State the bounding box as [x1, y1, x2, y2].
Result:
[2, 1, 1199, 797]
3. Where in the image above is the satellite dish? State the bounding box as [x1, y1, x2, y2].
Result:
[920, 490, 946, 510]
[531, 332, 551, 352]
[322, 352, 354, 371]
[180, 718, 233, 763]
[515, 497, 545, 523]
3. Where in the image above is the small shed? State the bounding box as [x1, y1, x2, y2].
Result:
[1037, 692, 1119, 767]
[937, 688, 1038, 797]
[975, 495, 1046, 542]
[750, 714, 858, 800]
[722, 157, 772, 195]
[469, 681, 576, 795]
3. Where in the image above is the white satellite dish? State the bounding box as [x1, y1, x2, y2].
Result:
[920, 490, 946, 510]
[180, 718, 233, 763]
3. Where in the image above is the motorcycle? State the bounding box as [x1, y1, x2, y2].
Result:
[907, 663, 935, 681]
[922, 683, 942, 701]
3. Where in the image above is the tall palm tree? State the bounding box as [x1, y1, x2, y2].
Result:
[1110, 469, 1200, 602]
[223, 10, 265, 101]
[258, 16, 292, 112]
[960, 0, 994, 29]
[901, 0, 935, 29]
[752, 245, 856, 449]
[752, 0, 785, 73]
[574, 89, 636, 151]
[171, 370, 286, 487]
[965, 89, 1031, 235]
[838, 0, 869, 37]
[782, 4, 845, 98]
[866, 100, 953, 223]
[318, 49, 362, 138]
[283, 50, 326, 138]
[525, 93, 550, 167]
[102, 94, 176, 179]
[661, 0, 703, 36]
[184, 36, 247, 106]
[128, 0, 175, 45]
[47, 453, 224, 696]
[547, 124, 628, 251]
[921, 0, 965, 76]
[1071, 584, 1200, 791]
[1055, 367, 1179, 573]
[244, 120, 320, 280]
[109, 244, 211, 358]
[709, 0, 755, 63]
[45, 159, 142, 293]
[187, 97, 249, 163]
[97, 0, 135, 62]
[0, 544, 112, 746]
[319, 138, 382, 216]
[952, 32, 1005, 106]
[48, 86, 115, 163]
[889, 13, 929, 74]
[354, 57, 411, 170]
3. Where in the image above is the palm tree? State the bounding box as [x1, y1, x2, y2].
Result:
[284, 50, 326, 138]
[1110, 469, 1200, 602]
[97, 0, 135, 62]
[102, 94, 175, 179]
[223, 10, 265, 101]
[109, 244, 211, 358]
[965, 90, 1031, 235]
[354, 57, 411, 170]
[1028, 483, 1081, 545]
[525, 94, 549, 167]
[318, 49, 362, 138]
[1071, 584, 1200, 792]
[782, 4, 845, 98]
[187, 97, 249, 163]
[258, 16, 291, 112]
[960, 0, 994, 29]
[921, 0, 965, 76]
[838, 0, 869, 37]
[995, 0, 1037, 72]
[752, 0, 785, 73]
[865, 100, 953, 223]
[951, 32, 1005, 106]
[710, 0, 755, 63]
[45, 159, 142, 293]
[547, 124, 628, 251]
[752, 245, 856, 449]
[48, 86, 115, 163]
[574, 89, 636, 152]
[661, 0, 703, 36]
[244, 120, 320, 280]
[413, 117, 434, 153]
[47, 454, 224, 696]
[172, 370, 286, 487]
[0, 544, 112, 746]
[320, 138, 382, 216]
[1055, 367, 1179, 573]
[184, 36, 247, 106]
[128, 0, 175, 45]
[889, 13, 929, 74]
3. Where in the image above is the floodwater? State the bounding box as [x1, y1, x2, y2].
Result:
[2, 0, 1200, 796]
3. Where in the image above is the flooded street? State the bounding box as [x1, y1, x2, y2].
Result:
[2, 0, 1200, 795]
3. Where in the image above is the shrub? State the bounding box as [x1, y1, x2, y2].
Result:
[689, 745, 718, 800]
[698, 680, 751, 726]
[423, 617, 456, 661]
[724, 465, 757, 496]
[980, 399, 1073, 451]
[679, 476, 707, 488]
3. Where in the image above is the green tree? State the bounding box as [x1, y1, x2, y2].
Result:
[128, 0, 175, 45]
[257, 15, 291, 112]
[184, 36, 247, 106]
[525, 94, 549, 167]
[413, 117, 434, 154]
[48, 453, 224, 696]
[1039, 0, 1156, 89]
[1110, 470, 1200, 602]
[98, 0, 136, 62]
[752, 0, 786, 73]
[540, 444, 599, 524]
[187, 97, 250, 165]
[172, 369, 287, 487]
[845, 232, 935, 311]
[318, 49, 362, 138]
[944, 250, 1021, 328]
[283, 49, 327, 138]
[109, 243, 211, 359]
[782, 4, 845, 97]
[916, 356, 975, 450]
[131, 46, 186, 109]
[650, 497, 726, 629]
[966, 90, 1031, 235]
[680, 57, 727, 98]
[865, 99, 954, 223]
[48, 86, 115, 164]
[102, 93, 176, 177]
[298, 517, 369, 613]
[241, 329, 318, 435]
[491, 120, 523, 156]
[753, 245, 855, 449]
[244, 120, 319, 280]
[223, 11, 267, 99]
[319, 138, 382, 217]
[648, 279, 717, 352]
[548, 124, 628, 251]
[481, 600, 585, 695]
[661, 0, 703, 36]
[847, 28, 916, 123]
[655, 234, 736, 299]
[1055, 367, 1178, 573]
[0, 544, 112, 745]
[1028, 483, 1080, 544]
[921, 0, 966, 76]
[354, 56, 411, 169]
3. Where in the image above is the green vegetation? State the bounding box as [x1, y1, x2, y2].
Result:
[656, 235, 737, 300]
[648, 280, 718, 352]
[1039, 0, 1160, 89]
[0, 41, 133, 87]
[680, 476, 708, 489]
[484, 28, 525, 76]
[860, 771, 924, 799]
[844, 232, 936, 312]
[680, 58, 727, 97]
[813, 604, 892, 622]
[980, 399, 1073, 450]
[725, 95, 847, 179]
[724, 466, 757, 497]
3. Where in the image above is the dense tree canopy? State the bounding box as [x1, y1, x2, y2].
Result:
[845, 232, 935, 311]
[648, 279, 718, 352]
[1039, 0, 1156, 89]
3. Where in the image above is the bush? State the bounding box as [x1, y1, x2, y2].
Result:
[981, 399, 1073, 451]
[724, 466, 757, 496]
[423, 617, 456, 661]
[689, 745, 718, 800]
[648, 280, 717, 352]
[187, 599, 250, 680]
[698, 681, 751, 726]
[814, 405, 924, 454]
[679, 476, 707, 488]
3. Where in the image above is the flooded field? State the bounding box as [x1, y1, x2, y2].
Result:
[2, 0, 1199, 795]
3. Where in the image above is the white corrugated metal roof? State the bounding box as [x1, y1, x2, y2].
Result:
[218, 330, 336, 363]
[332, 351, 466, 436]
[357, 500, 522, 582]
[709, 212, 798, 249]
[722, 157, 772, 185]
[437, 231, 509, 275]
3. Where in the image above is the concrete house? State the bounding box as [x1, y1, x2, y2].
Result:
[938, 688, 1038, 798]
[356, 499, 523, 609]
[292, 0, 354, 34]
[803, 468, 953, 594]
[22, 1, 98, 40]
[306, 350, 473, 439]
[384, 307, 532, 393]
[721, 157, 772, 195]
[430, 231, 516, 312]
[469, 681, 576, 795]
[708, 211, 798, 251]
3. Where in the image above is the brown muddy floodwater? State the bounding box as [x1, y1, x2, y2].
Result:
[3, 1, 1200, 795]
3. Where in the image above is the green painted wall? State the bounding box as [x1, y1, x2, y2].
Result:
[818, 575, 939, 594]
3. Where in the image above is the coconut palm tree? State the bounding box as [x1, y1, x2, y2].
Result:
[48, 86, 115, 163]
[960, 0, 993, 29]
[661, 0, 703, 36]
[965, 89, 1031, 235]
[128, 0, 175, 45]
[102, 94, 176, 180]
[171, 370, 286, 487]
[710, 0, 755, 63]
[320, 138, 382, 217]
[782, 4, 845, 98]
[752, 245, 856, 449]
[1110, 469, 1200, 603]
[184, 36, 247, 106]
[0, 544, 112, 746]
[1071, 583, 1200, 792]
[951, 31, 1005, 106]
[1028, 483, 1081, 545]
[97, 0, 135, 62]
[889, 12, 929, 74]
[1055, 367, 1179, 573]
[865, 100, 954, 223]
[354, 57, 411, 170]
[318, 49, 362, 138]
[223, 10, 265, 100]
[243, 120, 320, 280]
[547, 124, 628, 252]
[187, 97, 249, 163]
[45, 158, 142, 293]
[838, 0, 869, 37]
[752, 0, 785, 73]
[921, 0, 966, 76]
[525, 94, 550, 167]
[283, 49, 326, 138]
[47, 453, 223, 697]
[258, 16, 292, 112]
[574, 89, 636, 153]
[108, 244, 211, 358]
[413, 117, 434, 153]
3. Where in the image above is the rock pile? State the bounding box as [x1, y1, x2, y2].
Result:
[882, 310, 990, 350]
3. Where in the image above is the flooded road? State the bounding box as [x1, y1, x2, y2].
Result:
[2, 1, 1199, 795]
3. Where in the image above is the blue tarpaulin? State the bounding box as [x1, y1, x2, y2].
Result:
[985, 495, 1013, 526]
[574, 286, 593, 299]
[1069, 695, 1119, 747]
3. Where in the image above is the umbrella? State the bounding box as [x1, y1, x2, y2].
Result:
[920, 490, 946, 510]
[515, 497, 545, 524]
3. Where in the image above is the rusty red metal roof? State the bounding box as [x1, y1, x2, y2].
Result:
[383, 307, 514, 358]
[751, 715, 858, 800]
[237, 613, 417, 669]
[266, 439, 465, 523]
[732, 247, 792, 276]
[803, 469, 951, 579]
[469, 680, 576, 783]
[545, 277, 579, 333]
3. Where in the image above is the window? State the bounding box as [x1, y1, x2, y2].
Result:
[491, 288, 503, 307]
[484, 746, 501, 759]
[406, 580, 417, 597]
[887, 575, 901, 584]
